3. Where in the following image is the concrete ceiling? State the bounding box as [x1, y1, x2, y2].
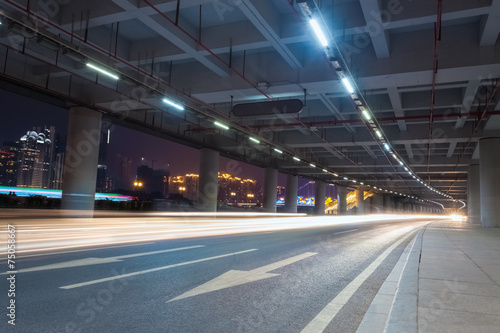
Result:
[1, 0, 499, 207]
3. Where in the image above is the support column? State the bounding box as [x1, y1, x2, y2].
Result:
[372, 193, 384, 213]
[284, 174, 298, 213]
[314, 180, 326, 215]
[263, 167, 278, 213]
[479, 138, 500, 227]
[384, 195, 394, 212]
[356, 189, 365, 214]
[198, 148, 220, 212]
[468, 164, 481, 224]
[61, 107, 102, 215]
[337, 185, 347, 215]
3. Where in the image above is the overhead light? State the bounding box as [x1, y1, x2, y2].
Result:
[86, 63, 120, 80]
[343, 177, 348, 180]
[375, 129, 383, 138]
[399, 161, 404, 165]
[341, 77, 355, 94]
[214, 121, 229, 130]
[274, 148, 283, 154]
[293, 157, 301, 162]
[162, 98, 184, 111]
[249, 137, 260, 144]
[309, 18, 329, 47]
[404, 167, 408, 171]
[360, 182, 364, 185]
[352, 180, 357, 183]
[310, 164, 316, 168]
[362, 110, 372, 121]
[333, 173, 339, 177]
[323, 169, 328, 172]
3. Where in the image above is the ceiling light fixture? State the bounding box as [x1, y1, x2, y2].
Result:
[162, 98, 185, 111]
[86, 63, 120, 80]
[309, 18, 329, 47]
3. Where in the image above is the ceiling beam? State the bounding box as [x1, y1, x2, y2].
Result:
[455, 79, 481, 128]
[359, 0, 390, 58]
[480, 0, 500, 46]
[387, 87, 407, 131]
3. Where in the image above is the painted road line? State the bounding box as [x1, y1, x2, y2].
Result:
[300, 230, 418, 333]
[334, 229, 359, 235]
[2, 245, 205, 274]
[168, 252, 317, 302]
[60, 249, 258, 289]
[0, 242, 156, 260]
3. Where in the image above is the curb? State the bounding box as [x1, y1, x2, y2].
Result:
[357, 227, 426, 333]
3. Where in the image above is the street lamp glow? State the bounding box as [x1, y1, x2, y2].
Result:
[162, 98, 185, 111]
[86, 63, 120, 80]
[214, 121, 229, 130]
[309, 18, 329, 47]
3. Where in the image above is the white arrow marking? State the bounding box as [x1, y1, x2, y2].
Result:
[2, 245, 205, 274]
[60, 249, 258, 289]
[168, 252, 317, 302]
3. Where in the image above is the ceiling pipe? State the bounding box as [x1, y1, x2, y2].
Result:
[426, 0, 443, 174]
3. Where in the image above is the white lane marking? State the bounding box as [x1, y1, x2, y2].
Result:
[0, 242, 155, 260]
[60, 249, 258, 289]
[168, 252, 317, 302]
[2, 245, 205, 274]
[333, 229, 359, 235]
[300, 230, 418, 333]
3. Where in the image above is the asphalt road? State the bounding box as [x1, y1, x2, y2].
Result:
[1, 215, 438, 333]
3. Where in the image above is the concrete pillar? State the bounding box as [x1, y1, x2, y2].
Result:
[337, 185, 347, 215]
[284, 174, 298, 213]
[384, 195, 394, 212]
[198, 148, 220, 212]
[479, 138, 500, 227]
[263, 167, 278, 213]
[61, 107, 102, 214]
[314, 181, 326, 215]
[467, 164, 481, 224]
[372, 193, 384, 213]
[356, 189, 365, 214]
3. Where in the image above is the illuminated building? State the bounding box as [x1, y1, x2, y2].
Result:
[16, 126, 56, 189]
[169, 173, 261, 205]
[0, 142, 18, 187]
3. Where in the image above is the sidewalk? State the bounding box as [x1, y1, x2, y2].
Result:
[358, 219, 500, 333]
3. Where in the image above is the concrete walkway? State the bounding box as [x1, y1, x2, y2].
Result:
[358, 219, 500, 333]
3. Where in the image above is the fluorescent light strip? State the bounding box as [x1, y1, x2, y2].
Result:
[249, 137, 260, 144]
[293, 157, 301, 162]
[375, 129, 383, 138]
[309, 19, 329, 47]
[214, 121, 229, 130]
[86, 63, 120, 80]
[362, 110, 372, 121]
[162, 98, 184, 111]
[341, 77, 355, 94]
[274, 148, 283, 154]
[310, 164, 316, 168]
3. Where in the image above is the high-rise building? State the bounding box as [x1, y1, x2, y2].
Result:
[16, 126, 56, 189]
[0, 142, 19, 187]
[136, 165, 170, 196]
[53, 152, 64, 190]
